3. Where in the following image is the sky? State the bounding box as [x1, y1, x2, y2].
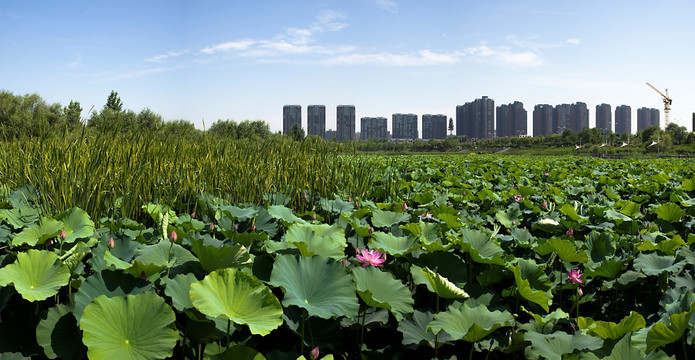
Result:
[1, 0, 694, 135]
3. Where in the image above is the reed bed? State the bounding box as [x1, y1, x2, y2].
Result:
[0, 130, 376, 220]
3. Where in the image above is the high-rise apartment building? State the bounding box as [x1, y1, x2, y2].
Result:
[554, 104, 571, 134]
[422, 114, 447, 139]
[307, 105, 326, 137]
[533, 104, 554, 137]
[496, 102, 527, 137]
[283, 105, 301, 135]
[637, 107, 660, 131]
[360, 117, 387, 140]
[595, 103, 612, 134]
[455, 96, 494, 139]
[392, 113, 419, 140]
[336, 105, 356, 141]
[615, 105, 631, 136]
[570, 102, 589, 132]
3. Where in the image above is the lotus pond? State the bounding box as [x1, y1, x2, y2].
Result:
[0, 155, 694, 359]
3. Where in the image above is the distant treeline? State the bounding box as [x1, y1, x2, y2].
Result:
[0, 90, 272, 141]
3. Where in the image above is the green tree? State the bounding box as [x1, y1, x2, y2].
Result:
[105, 90, 122, 112]
[448, 118, 454, 136]
[64, 100, 82, 131]
[137, 108, 163, 130]
[288, 124, 305, 141]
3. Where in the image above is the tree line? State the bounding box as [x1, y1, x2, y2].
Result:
[0, 90, 271, 141]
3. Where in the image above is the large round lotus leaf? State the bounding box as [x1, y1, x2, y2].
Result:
[523, 331, 603, 360]
[189, 268, 283, 336]
[79, 292, 178, 360]
[351, 266, 414, 321]
[428, 302, 514, 342]
[454, 229, 505, 265]
[134, 240, 198, 268]
[633, 252, 685, 276]
[0, 249, 70, 302]
[161, 273, 199, 312]
[56, 207, 95, 244]
[269, 254, 359, 319]
[73, 269, 152, 320]
[369, 231, 419, 257]
[577, 311, 646, 340]
[410, 265, 469, 299]
[36, 304, 87, 360]
[10, 217, 62, 246]
[371, 209, 411, 228]
[268, 205, 305, 225]
[190, 237, 251, 273]
[284, 223, 347, 260]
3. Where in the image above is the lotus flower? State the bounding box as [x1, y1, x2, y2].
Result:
[402, 202, 408, 211]
[169, 230, 177, 242]
[545, 172, 550, 176]
[310, 347, 320, 360]
[567, 269, 584, 285]
[60, 230, 67, 240]
[107, 237, 115, 248]
[356, 249, 386, 268]
[566, 228, 574, 237]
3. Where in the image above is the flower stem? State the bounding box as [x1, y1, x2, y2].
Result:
[226, 318, 231, 350]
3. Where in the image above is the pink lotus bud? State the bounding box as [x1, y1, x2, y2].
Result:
[577, 287, 583, 297]
[512, 220, 515, 225]
[369, 227, 374, 234]
[210, 223, 215, 231]
[303, 193, 308, 200]
[542, 201, 547, 208]
[402, 202, 408, 211]
[140, 271, 147, 280]
[354, 201, 358, 208]
[169, 230, 177, 242]
[234, 224, 239, 231]
[545, 172, 550, 176]
[191, 212, 196, 218]
[312, 213, 317, 220]
[60, 230, 67, 240]
[348, 196, 352, 202]
[310, 347, 320, 360]
[107, 237, 115, 248]
[252, 225, 256, 232]
[566, 228, 574, 237]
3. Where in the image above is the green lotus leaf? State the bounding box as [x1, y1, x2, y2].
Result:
[436, 213, 463, 229]
[104, 250, 131, 270]
[523, 331, 603, 360]
[371, 209, 410, 228]
[269, 254, 359, 319]
[123, 261, 167, 282]
[190, 237, 252, 273]
[161, 273, 198, 312]
[585, 231, 617, 264]
[134, 240, 198, 268]
[646, 302, 695, 353]
[36, 304, 87, 360]
[369, 231, 419, 257]
[73, 269, 152, 320]
[268, 205, 305, 225]
[80, 292, 178, 360]
[509, 260, 551, 312]
[0, 249, 70, 302]
[284, 223, 347, 260]
[320, 196, 354, 214]
[209, 344, 266, 360]
[0, 207, 39, 229]
[603, 209, 632, 223]
[10, 217, 62, 247]
[428, 302, 514, 342]
[637, 235, 686, 256]
[633, 252, 685, 276]
[60, 239, 98, 274]
[219, 205, 259, 221]
[586, 259, 625, 279]
[398, 311, 439, 347]
[542, 237, 588, 264]
[572, 334, 646, 360]
[620, 201, 642, 218]
[495, 204, 523, 228]
[56, 207, 95, 244]
[455, 229, 505, 265]
[0, 224, 10, 244]
[560, 203, 588, 222]
[411, 265, 469, 299]
[190, 268, 283, 335]
[352, 266, 414, 321]
[519, 307, 570, 333]
[578, 311, 646, 340]
[654, 203, 685, 223]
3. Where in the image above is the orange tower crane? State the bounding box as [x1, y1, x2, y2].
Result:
[646, 82, 672, 128]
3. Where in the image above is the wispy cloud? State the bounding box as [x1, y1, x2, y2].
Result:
[465, 45, 543, 67]
[200, 40, 254, 54]
[565, 38, 580, 45]
[146, 50, 190, 62]
[373, 0, 398, 13]
[66, 54, 84, 69]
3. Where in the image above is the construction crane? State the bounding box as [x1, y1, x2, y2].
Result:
[646, 82, 672, 128]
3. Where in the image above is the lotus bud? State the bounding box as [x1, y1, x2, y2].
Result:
[512, 220, 515, 225]
[303, 193, 308, 200]
[140, 272, 147, 280]
[542, 201, 547, 208]
[310, 347, 320, 360]
[545, 172, 550, 176]
[577, 287, 583, 298]
[107, 237, 115, 248]
[210, 223, 215, 231]
[312, 213, 317, 220]
[169, 230, 177, 243]
[348, 196, 352, 202]
[402, 202, 408, 211]
[60, 230, 67, 240]
[354, 201, 358, 208]
[234, 224, 239, 231]
[369, 227, 374, 234]
[566, 228, 574, 237]
[191, 212, 196, 218]
[252, 225, 256, 232]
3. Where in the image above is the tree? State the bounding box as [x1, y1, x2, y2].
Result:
[448, 118, 454, 136]
[137, 108, 163, 130]
[105, 91, 122, 112]
[665, 122, 687, 145]
[288, 124, 305, 141]
[64, 100, 82, 131]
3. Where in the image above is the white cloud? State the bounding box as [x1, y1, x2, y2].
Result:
[465, 45, 543, 67]
[200, 40, 255, 54]
[566, 38, 581, 45]
[66, 54, 84, 69]
[146, 50, 190, 62]
[373, 0, 398, 13]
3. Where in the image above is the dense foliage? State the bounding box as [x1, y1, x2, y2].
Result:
[1, 155, 694, 359]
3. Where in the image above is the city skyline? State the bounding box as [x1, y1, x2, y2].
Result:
[2, 1, 694, 134]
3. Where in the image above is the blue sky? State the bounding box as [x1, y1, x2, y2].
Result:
[1, 0, 694, 134]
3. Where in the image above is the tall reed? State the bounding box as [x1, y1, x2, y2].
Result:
[0, 129, 376, 220]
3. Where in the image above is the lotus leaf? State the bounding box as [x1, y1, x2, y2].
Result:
[369, 231, 419, 257]
[578, 311, 646, 340]
[55, 207, 95, 244]
[0, 249, 70, 302]
[36, 304, 86, 360]
[371, 209, 410, 228]
[352, 266, 414, 321]
[428, 302, 514, 342]
[10, 217, 62, 247]
[523, 331, 603, 360]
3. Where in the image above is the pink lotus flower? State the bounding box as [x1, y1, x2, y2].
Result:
[107, 237, 115, 248]
[566, 228, 574, 237]
[419, 213, 433, 219]
[355, 249, 386, 268]
[60, 230, 67, 240]
[169, 230, 177, 242]
[402, 202, 408, 211]
[545, 172, 550, 176]
[567, 269, 584, 285]
[310, 347, 320, 360]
